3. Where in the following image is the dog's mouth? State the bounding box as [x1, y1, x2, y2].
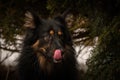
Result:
[38, 48, 63, 63]
[53, 49, 63, 63]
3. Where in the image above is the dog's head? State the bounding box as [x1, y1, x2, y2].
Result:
[24, 11, 74, 64]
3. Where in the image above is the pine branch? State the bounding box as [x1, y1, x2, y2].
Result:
[0, 52, 14, 64]
[0, 46, 20, 53]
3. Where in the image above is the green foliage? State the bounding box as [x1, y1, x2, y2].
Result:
[86, 16, 120, 80]
[0, 12, 23, 44]
[0, 0, 48, 44]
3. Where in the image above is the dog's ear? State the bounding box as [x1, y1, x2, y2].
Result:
[54, 8, 71, 24]
[24, 11, 41, 29]
[61, 8, 71, 19]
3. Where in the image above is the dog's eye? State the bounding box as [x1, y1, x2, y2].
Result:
[50, 30, 54, 35]
[58, 31, 62, 36]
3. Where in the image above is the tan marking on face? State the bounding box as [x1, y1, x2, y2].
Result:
[58, 31, 62, 35]
[38, 55, 53, 74]
[39, 48, 46, 52]
[32, 40, 39, 50]
[50, 30, 54, 35]
[38, 56, 46, 69]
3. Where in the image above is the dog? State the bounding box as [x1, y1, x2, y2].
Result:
[18, 11, 79, 80]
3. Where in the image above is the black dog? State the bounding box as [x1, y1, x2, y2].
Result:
[18, 11, 79, 80]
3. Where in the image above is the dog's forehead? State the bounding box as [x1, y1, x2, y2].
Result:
[45, 19, 62, 30]
[39, 19, 65, 35]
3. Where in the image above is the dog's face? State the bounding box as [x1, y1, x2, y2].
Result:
[24, 11, 73, 64]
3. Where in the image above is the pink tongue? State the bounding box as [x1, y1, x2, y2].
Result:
[53, 49, 62, 60]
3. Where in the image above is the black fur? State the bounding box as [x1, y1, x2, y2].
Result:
[18, 11, 79, 80]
